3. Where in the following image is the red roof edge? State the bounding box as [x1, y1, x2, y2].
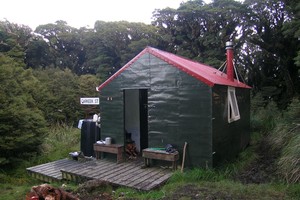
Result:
[147, 47, 251, 89]
[96, 47, 251, 91]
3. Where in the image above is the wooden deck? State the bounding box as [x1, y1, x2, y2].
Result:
[26, 158, 174, 191]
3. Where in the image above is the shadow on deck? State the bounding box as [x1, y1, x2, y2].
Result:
[26, 158, 174, 191]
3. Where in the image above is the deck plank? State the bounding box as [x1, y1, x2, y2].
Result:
[143, 173, 173, 191]
[26, 159, 77, 180]
[113, 166, 156, 186]
[27, 158, 174, 191]
[88, 163, 126, 178]
[92, 162, 133, 179]
[108, 162, 145, 183]
[134, 169, 170, 190]
[125, 167, 167, 188]
[98, 162, 144, 181]
[66, 161, 117, 179]
[130, 168, 168, 188]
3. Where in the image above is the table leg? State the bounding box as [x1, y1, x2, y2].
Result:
[117, 148, 123, 163]
[173, 161, 177, 170]
[144, 158, 150, 167]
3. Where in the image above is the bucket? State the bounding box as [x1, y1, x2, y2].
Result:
[105, 137, 111, 145]
[92, 114, 98, 122]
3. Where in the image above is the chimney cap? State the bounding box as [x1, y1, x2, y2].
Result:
[226, 41, 234, 49]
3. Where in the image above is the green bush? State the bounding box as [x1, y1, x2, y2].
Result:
[250, 94, 281, 133]
[0, 55, 47, 168]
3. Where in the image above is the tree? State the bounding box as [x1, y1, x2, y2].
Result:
[33, 68, 81, 124]
[152, 0, 247, 67]
[34, 21, 86, 74]
[282, 0, 300, 86]
[84, 21, 160, 82]
[152, 0, 299, 108]
[32, 68, 101, 124]
[0, 55, 47, 167]
[241, 0, 299, 107]
[0, 20, 31, 66]
[25, 33, 52, 68]
[77, 74, 102, 117]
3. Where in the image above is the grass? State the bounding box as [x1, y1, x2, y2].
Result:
[278, 129, 300, 183]
[0, 183, 34, 200]
[0, 124, 80, 200]
[268, 99, 300, 184]
[111, 174, 294, 200]
[38, 123, 80, 163]
[161, 181, 288, 200]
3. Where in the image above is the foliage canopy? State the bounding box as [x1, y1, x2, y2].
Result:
[0, 55, 47, 167]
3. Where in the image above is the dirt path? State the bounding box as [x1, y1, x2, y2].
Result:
[233, 136, 279, 184]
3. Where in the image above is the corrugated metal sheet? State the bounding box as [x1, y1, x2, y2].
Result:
[97, 49, 250, 168]
[100, 82, 124, 144]
[212, 85, 250, 166]
[177, 86, 213, 168]
[120, 54, 151, 88]
[97, 47, 250, 91]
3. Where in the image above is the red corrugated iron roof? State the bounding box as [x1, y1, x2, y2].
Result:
[97, 47, 251, 91]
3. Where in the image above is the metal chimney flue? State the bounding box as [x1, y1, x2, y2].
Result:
[226, 41, 234, 82]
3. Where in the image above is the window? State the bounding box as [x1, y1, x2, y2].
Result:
[228, 87, 240, 123]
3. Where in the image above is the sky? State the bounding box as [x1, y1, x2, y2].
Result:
[0, 0, 207, 30]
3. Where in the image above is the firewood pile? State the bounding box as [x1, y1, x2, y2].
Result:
[125, 142, 138, 159]
[125, 131, 138, 159]
[26, 184, 79, 200]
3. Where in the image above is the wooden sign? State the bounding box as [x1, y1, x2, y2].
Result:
[80, 97, 99, 105]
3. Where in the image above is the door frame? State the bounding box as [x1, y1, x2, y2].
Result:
[123, 89, 148, 152]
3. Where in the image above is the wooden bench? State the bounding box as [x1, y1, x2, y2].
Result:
[93, 144, 124, 163]
[142, 148, 179, 170]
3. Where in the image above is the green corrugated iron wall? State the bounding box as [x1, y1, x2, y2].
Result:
[211, 85, 250, 166]
[99, 82, 124, 144]
[177, 85, 213, 168]
[99, 53, 251, 168]
[148, 86, 213, 168]
[99, 53, 214, 168]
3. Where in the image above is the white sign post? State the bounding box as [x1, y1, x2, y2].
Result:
[80, 97, 100, 105]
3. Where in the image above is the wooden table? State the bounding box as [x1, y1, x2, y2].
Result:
[142, 148, 179, 170]
[94, 143, 124, 163]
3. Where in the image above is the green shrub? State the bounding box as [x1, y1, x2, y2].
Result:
[0, 55, 47, 168]
[278, 131, 300, 183]
[250, 94, 281, 133]
[269, 98, 300, 183]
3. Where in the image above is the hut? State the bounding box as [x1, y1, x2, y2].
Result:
[96, 42, 251, 168]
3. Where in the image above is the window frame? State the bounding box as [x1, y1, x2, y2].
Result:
[228, 86, 240, 123]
